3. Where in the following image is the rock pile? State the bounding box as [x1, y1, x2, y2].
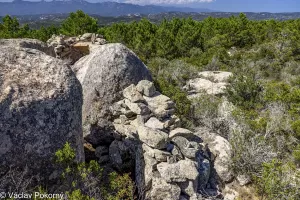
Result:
[110, 80, 216, 200]
[185, 71, 233, 98]
[47, 33, 107, 63]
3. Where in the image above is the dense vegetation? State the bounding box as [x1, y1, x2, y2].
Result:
[1, 10, 300, 199]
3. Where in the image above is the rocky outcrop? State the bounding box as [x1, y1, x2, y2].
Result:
[47, 33, 107, 64]
[0, 38, 55, 57]
[195, 130, 234, 183]
[72, 43, 152, 146]
[0, 42, 84, 182]
[185, 71, 233, 98]
[110, 80, 217, 200]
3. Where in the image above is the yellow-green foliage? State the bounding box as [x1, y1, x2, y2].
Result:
[293, 144, 300, 165]
[254, 159, 300, 200]
[292, 120, 300, 139]
[104, 172, 135, 200]
[55, 142, 76, 164]
[54, 143, 135, 200]
[67, 189, 94, 200]
[263, 82, 300, 117]
[263, 82, 291, 102]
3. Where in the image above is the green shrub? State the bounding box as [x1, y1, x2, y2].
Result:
[254, 159, 300, 200]
[147, 58, 198, 87]
[258, 44, 277, 60]
[60, 10, 98, 36]
[54, 143, 135, 200]
[190, 95, 221, 128]
[292, 120, 300, 139]
[67, 189, 94, 200]
[263, 81, 291, 103]
[55, 142, 76, 164]
[293, 144, 300, 165]
[225, 75, 262, 110]
[105, 172, 135, 200]
[230, 128, 276, 176]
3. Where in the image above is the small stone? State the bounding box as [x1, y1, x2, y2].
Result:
[114, 124, 137, 138]
[143, 92, 175, 118]
[73, 42, 90, 54]
[109, 140, 131, 170]
[172, 136, 201, 159]
[143, 144, 171, 162]
[169, 128, 194, 139]
[110, 100, 126, 116]
[137, 126, 169, 149]
[130, 115, 145, 128]
[95, 146, 109, 159]
[145, 117, 165, 130]
[124, 99, 150, 115]
[144, 154, 158, 188]
[194, 131, 234, 183]
[123, 84, 144, 103]
[80, 33, 93, 41]
[177, 180, 198, 197]
[150, 178, 181, 200]
[237, 174, 251, 186]
[171, 145, 184, 161]
[162, 115, 180, 129]
[54, 45, 64, 53]
[136, 80, 156, 97]
[113, 115, 130, 125]
[98, 155, 109, 164]
[157, 160, 199, 182]
[154, 107, 176, 119]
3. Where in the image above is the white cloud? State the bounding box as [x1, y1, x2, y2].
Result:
[125, 0, 214, 5]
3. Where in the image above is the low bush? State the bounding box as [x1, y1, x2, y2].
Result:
[254, 159, 300, 200]
[291, 120, 300, 139]
[54, 143, 135, 200]
[225, 75, 262, 110]
[293, 144, 300, 165]
[190, 95, 222, 128]
[230, 128, 276, 177]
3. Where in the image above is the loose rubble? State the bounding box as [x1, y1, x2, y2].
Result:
[110, 80, 224, 199]
[47, 33, 107, 63]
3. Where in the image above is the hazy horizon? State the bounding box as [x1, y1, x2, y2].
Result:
[0, 0, 299, 13]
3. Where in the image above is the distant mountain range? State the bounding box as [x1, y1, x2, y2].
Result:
[0, 0, 215, 16]
[3, 11, 300, 29]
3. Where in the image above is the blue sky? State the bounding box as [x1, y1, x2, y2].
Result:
[1, 0, 299, 12]
[194, 0, 300, 12]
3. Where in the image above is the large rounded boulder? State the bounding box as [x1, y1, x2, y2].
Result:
[0, 43, 84, 180]
[0, 38, 55, 57]
[72, 43, 152, 145]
